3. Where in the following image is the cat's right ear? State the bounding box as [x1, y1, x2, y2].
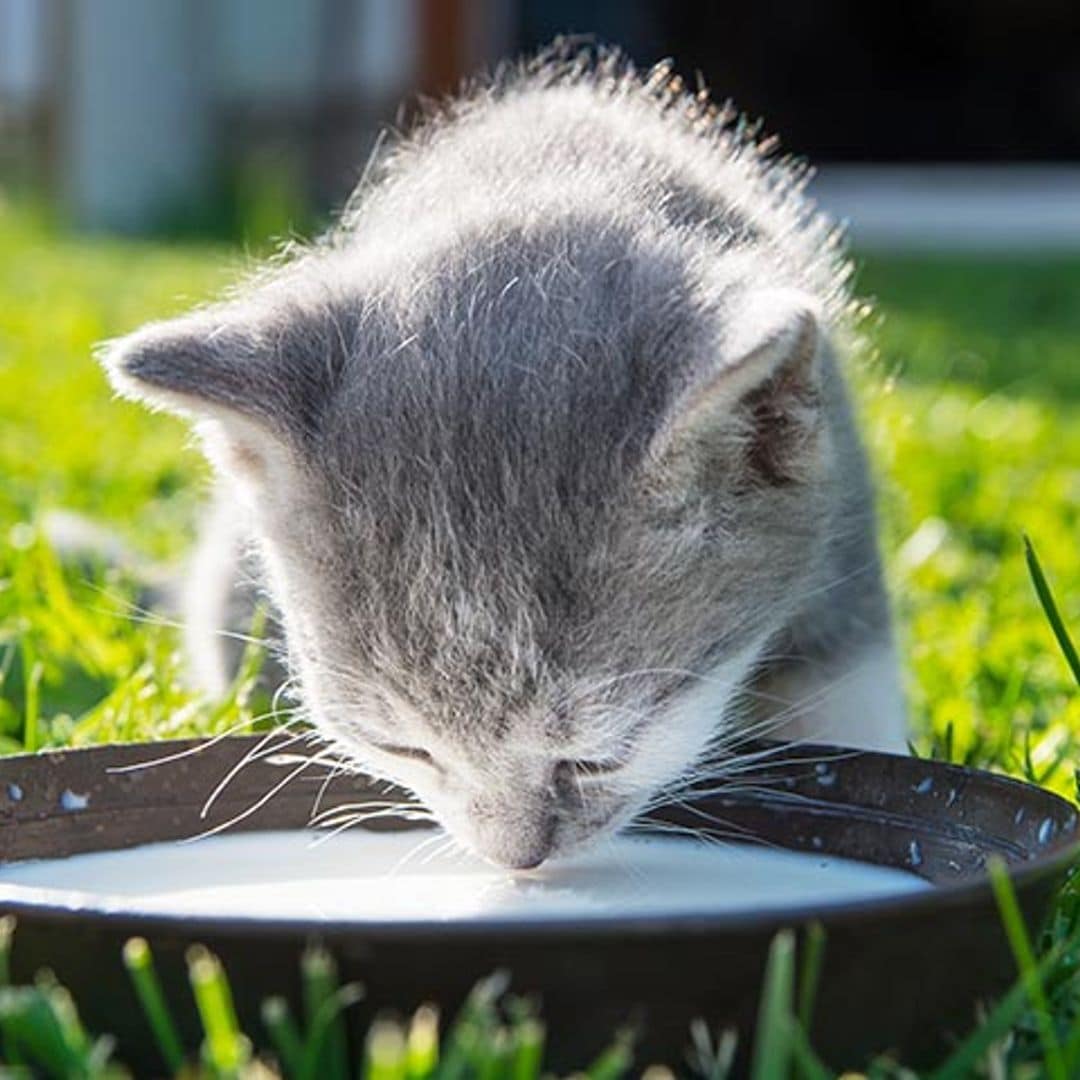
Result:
[643, 288, 827, 496]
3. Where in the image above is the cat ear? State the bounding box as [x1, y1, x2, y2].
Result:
[101, 304, 339, 486]
[99, 303, 328, 481]
[647, 288, 826, 491]
[101, 306, 275, 425]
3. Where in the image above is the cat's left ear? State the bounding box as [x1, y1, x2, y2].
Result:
[99, 302, 330, 481]
[101, 305, 286, 426]
[646, 288, 827, 491]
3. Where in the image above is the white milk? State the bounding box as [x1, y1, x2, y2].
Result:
[0, 831, 929, 922]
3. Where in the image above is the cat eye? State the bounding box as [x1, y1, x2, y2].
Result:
[559, 757, 626, 778]
[372, 741, 436, 766]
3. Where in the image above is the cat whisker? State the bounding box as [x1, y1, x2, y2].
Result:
[306, 813, 367, 846]
[418, 832, 461, 866]
[386, 828, 449, 876]
[200, 725, 320, 820]
[181, 756, 315, 843]
[624, 819, 747, 849]
[309, 799, 431, 827]
[105, 712, 305, 776]
[309, 807, 435, 845]
[310, 759, 346, 821]
[82, 581, 282, 652]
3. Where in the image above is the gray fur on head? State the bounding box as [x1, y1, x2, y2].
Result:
[101, 42, 905, 870]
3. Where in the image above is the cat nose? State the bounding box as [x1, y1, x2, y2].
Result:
[504, 840, 550, 872]
[508, 854, 544, 871]
[474, 809, 556, 870]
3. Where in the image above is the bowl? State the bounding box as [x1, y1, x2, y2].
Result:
[0, 734, 1076, 1073]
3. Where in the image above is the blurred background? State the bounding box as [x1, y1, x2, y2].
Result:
[2, 0, 1079, 247]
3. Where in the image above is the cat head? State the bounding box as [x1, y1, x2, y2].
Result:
[101, 225, 833, 869]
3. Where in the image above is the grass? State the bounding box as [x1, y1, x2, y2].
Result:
[856, 255, 1080, 792]
[0, 206, 1079, 1073]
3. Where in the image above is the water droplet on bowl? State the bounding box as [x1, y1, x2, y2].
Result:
[59, 790, 89, 812]
[914, 777, 933, 795]
[945, 788, 958, 808]
[814, 763, 837, 787]
[1014, 807, 1025, 825]
[811, 835, 823, 850]
[7, 783, 22, 802]
[908, 840, 923, 868]
[1038, 817, 1055, 845]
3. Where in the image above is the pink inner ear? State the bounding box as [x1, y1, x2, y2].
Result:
[739, 357, 824, 486]
[641, 290, 826, 497]
[652, 293, 820, 459]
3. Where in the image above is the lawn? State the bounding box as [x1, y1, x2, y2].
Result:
[0, 205, 1078, 1075]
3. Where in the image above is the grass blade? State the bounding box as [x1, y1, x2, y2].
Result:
[509, 1018, 544, 1080]
[929, 940, 1065, 1080]
[788, 1019, 833, 1080]
[39, 976, 92, 1062]
[751, 929, 796, 1080]
[262, 995, 304, 1076]
[123, 937, 184, 1074]
[584, 1028, 634, 1080]
[299, 983, 364, 1080]
[301, 945, 349, 1080]
[1024, 536, 1080, 688]
[187, 945, 249, 1078]
[365, 1018, 408, 1080]
[796, 922, 826, 1034]
[438, 971, 511, 1080]
[475, 1025, 511, 1080]
[0, 915, 15, 988]
[406, 1004, 440, 1079]
[0, 916, 21, 1067]
[0, 985, 84, 1077]
[988, 857, 1067, 1080]
[21, 645, 42, 753]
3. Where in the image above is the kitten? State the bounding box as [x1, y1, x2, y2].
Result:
[100, 45, 906, 870]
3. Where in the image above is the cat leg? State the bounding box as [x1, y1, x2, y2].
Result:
[182, 489, 286, 699]
[750, 639, 908, 753]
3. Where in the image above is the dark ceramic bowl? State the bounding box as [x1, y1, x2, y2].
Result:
[0, 735, 1076, 1074]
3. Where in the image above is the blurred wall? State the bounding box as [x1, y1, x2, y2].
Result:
[0, 0, 510, 232]
[0, 0, 1076, 235]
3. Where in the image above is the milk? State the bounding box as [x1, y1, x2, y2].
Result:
[0, 831, 929, 922]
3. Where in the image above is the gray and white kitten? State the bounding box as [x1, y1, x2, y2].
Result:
[101, 47, 906, 870]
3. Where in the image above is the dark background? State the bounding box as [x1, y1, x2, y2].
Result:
[519, 0, 1080, 162]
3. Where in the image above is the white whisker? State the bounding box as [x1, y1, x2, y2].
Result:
[181, 757, 315, 843]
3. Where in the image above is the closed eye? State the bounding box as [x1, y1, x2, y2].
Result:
[560, 757, 626, 778]
[372, 742, 436, 767]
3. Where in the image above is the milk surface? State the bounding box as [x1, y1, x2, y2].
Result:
[0, 831, 929, 922]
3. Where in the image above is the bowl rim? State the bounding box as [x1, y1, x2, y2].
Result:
[0, 736, 1076, 941]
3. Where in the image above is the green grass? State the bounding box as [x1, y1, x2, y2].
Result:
[0, 207, 1079, 1074]
[857, 255, 1080, 793]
